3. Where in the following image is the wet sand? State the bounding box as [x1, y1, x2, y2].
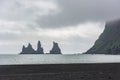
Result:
[0, 63, 120, 80]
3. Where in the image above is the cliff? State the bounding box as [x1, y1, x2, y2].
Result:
[86, 19, 120, 54]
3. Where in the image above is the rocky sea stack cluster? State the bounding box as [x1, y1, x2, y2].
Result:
[86, 19, 120, 54]
[20, 41, 62, 54]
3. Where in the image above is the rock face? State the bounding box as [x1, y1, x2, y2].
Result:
[50, 42, 62, 54]
[20, 41, 44, 54]
[36, 41, 44, 54]
[86, 19, 120, 54]
[20, 43, 35, 54]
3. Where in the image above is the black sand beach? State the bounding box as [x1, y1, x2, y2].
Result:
[0, 63, 120, 80]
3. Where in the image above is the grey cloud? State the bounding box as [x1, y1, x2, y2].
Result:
[1, 0, 119, 29]
[0, 32, 22, 40]
[36, 0, 120, 28]
[0, 0, 119, 54]
[0, 0, 58, 23]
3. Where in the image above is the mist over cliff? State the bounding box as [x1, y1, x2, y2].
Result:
[86, 19, 120, 54]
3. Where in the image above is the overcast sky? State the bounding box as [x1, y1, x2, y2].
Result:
[0, 0, 120, 54]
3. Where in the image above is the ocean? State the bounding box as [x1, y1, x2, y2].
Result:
[0, 54, 120, 65]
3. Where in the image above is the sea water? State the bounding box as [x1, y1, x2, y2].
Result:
[0, 54, 120, 65]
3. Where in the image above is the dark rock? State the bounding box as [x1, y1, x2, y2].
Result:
[20, 41, 62, 54]
[20, 45, 26, 54]
[21, 46, 25, 54]
[20, 43, 35, 54]
[86, 19, 120, 54]
[50, 42, 62, 54]
[36, 41, 44, 54]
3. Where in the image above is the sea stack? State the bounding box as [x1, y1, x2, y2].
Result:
[50, 42, 62, 54]
[86, 19, 120, 54]
[20, 41, 44, 54]
[36, 41, 44, 54]
[20, 43, 35, 54]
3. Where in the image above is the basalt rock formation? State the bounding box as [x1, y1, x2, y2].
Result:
[86, 19, 120, 54]
[50, 42, 62, 54]
[20, 43, 35, 54]
[20, 41, 44, 54]
[20, 41, 62, 54]
[36, 41, 44, 54]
